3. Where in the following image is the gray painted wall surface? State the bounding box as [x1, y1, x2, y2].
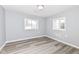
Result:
[0, 6, 6, 48]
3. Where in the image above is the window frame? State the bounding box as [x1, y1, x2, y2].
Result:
[24, 18, 39, 30]
[52, 17, 66, 31]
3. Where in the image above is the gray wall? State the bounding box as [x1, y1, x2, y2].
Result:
[46, 6, 79, 47]
[6, 10, 46, 42]
[0, 6, 6, 48]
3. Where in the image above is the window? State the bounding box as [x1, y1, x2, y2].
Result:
[24, 18, 38, 30]
[53, 17, 65, 31]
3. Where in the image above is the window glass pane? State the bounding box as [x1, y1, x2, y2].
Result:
[59, 20, 65, 29]
[25, 19, 32, 30]
[31, 20, 38, 29]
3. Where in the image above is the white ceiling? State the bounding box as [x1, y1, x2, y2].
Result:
[3, 5, 75, 17]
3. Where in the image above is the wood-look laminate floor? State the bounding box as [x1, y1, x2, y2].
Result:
[0, 37, 79, 54]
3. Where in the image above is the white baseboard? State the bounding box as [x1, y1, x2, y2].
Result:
[46, 35, 79, 49]
[0, 42, 6, 52]
[6, 35, 46, 43]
